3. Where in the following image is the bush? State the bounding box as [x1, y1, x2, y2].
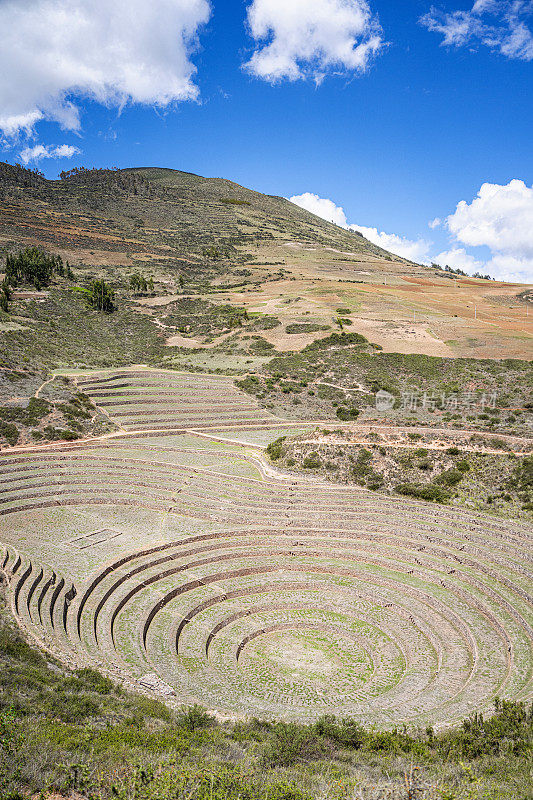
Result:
[435, 468, 463, 487]
[41, 692, 100, 722]
[302, 451, 321, 469]
[314, 715, 364, 747]
[74, 667, 114, 694]
[0, 421, 19, 446]
[235, 375, 261, 395]
[285, 323, 328, 334]
[261, 723, 328, 767]
[42, 426, 79, 442]
[266, 437, 286, 461]
[176, 704, 215, 731]
[336, 406, 359, 421]
[303, 332, 367, 351]
[396, 483, 452, 503]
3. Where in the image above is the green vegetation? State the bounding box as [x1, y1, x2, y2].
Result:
[4, 247, 72, 290]
[269, 434, 533, 518]
[0, 420, 18, 446]
[234, 338, 531, 433]
[266, 436, 286, 460]
[507, 455, 533, 510]
[0, 290, 166, 371]
[396, 482, 452, 503]
[0, 376, 110, 447]
[129, 273, 154, 294]
[0, 598, 530, 800]
[86, 279, 115, 312]
[302, 451, 321, 469]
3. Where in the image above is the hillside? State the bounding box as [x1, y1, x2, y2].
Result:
[1, 161, 531, 360]
[0, 162, 393, 272]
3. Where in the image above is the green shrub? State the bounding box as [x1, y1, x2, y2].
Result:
[314, 714, 363, 747]
[235, 375, 261, 395]
[266, 437, 286, 461]
[285, 323, 329, 334]
[42, 426, 79, 441]
[396, 483, 452, 503]
[336, 406, 359, 421]
[435, 468, 463, 487]
[0, 421, 18, 446]
[74, 667, 114, 694]
[261, 723, 328, 767]
[302, 451, 321, 469]
[303, 332, 367, 351]
[40, 692, 99, 723]
[176, 704, 215, 731]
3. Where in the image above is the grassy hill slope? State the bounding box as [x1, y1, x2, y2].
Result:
[1, 161, 531, 360]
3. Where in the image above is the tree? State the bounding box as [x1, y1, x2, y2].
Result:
[5, 247, 64, 289]
[129, 273, 154, 295]
[87, 280, 115, 312]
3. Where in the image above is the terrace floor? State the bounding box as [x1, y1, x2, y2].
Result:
[1, 369, 532, 726]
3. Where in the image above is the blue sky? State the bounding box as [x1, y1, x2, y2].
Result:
[1, 0, 532, 282]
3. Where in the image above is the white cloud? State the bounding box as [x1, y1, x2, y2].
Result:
[243, 0, 384, 83]
[19, 143, 81, 165]
[289, 192, 348, 226]
[421, 0, 533, 61]
[289, 192, 432, 262]
[350, 224, 432, 262]
[0, 0, 211, 137]
[443, 179, 533, 282]
[290, 186, 533, 282]
[433, 247, 485, 272]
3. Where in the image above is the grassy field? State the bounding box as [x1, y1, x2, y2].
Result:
[1, 590, 532, 800]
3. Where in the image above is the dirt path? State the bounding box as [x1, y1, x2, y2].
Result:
[2, 418, 531, 457]
[316, 380, 372, 395]
[34, 376, 55, 398]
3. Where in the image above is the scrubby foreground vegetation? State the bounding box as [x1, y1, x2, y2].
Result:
[0, 593, 531, 800]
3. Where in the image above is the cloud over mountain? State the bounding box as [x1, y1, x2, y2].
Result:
[444, 179, 533, 282]
[19, 143, 81, 165]
[289, 192, 431, 262]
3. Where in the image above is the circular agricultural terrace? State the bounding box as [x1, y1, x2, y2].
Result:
[1, 369, 532, 726]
